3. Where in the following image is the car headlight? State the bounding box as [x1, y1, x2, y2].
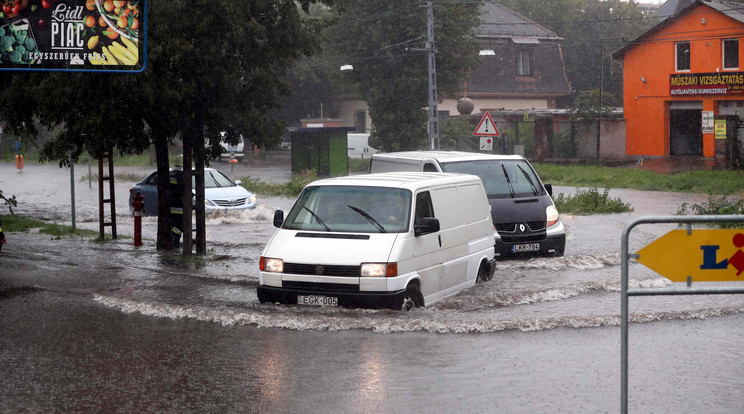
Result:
[205, 199, 217, 207]
[547, 205, 560, 228]
[249, 194, 257, 204]
[260, 257, 283, 273]
[361, 262, 398, 277]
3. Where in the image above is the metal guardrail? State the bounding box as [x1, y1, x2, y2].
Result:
[621, 215, 744, 413]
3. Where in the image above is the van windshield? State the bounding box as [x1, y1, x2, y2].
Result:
[283, 186, 412, 233]
[441, 159, 543, 199]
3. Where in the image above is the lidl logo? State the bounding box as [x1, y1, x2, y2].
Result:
[637, 229, 744, 282]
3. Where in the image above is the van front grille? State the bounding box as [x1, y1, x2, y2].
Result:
[495, 221, 546, 233]
[283, 263, 361, 277]
[282, 281, 359, 292]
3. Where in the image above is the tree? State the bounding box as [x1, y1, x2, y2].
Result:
[0, 0, 329, 252]
[498, 0, 656, 104]
[327, 0, 481, 151]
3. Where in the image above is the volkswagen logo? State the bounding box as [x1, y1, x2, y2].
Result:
[519, 224, 526, 232]
[315, 265, 325, 275]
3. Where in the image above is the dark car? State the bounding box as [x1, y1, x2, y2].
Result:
[128, 168, 257, 216]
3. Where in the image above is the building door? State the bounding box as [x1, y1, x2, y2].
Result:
[669, 108, 702, 155]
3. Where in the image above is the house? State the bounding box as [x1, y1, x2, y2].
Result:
[613, 0, 744, 160]
[329, 2, 572, 134]
[439, 2, 572, 117]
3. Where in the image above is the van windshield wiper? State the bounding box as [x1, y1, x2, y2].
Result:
[348, 205, 387, 233]
[516, 164, 539, 196]
[501, 164, 515, 198]
[302, 206, 330, 231]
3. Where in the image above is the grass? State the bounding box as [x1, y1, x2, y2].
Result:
[554, 187, 633, 215]
[534, 164, 744, 196]
[239, 169, 318, 197]
[0, 214, 103, 240]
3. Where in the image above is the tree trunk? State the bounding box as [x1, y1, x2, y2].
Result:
[182, 133, 193, 255]
[154, 138, 172, 250]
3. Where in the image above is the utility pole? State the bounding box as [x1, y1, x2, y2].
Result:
[413, 1, 439, 150]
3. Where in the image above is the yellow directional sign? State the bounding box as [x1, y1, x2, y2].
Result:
[637, 229, 744, 282]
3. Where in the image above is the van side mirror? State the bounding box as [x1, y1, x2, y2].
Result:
[544, 183, 553, 197]
[414, 217, 440, 237]
[273, 210, 284, 228]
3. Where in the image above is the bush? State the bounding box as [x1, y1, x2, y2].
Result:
[676, 195, 744, 228]
[554, 187, 633, 215]
[240, 169, 317, 197]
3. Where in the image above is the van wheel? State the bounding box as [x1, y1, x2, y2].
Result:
[399, 283, 423, 311]
[476, 261, 492, 284]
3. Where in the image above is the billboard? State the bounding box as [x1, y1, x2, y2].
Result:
[670, 71, 744, 96]
[0, 0, 145, 72]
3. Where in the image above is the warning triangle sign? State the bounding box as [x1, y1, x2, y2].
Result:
[473, 112, 500, 136]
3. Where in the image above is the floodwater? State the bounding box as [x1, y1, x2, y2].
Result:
[2, 159, 744, 413]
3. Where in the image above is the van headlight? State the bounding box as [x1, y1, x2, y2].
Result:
[547, 205, 560, 228]
[361, 262, 398, 277]
[249, 194, 257, 204]
[205, 199, 217, 207]
[260, 257, 284, 273]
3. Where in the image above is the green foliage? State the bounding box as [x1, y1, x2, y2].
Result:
[328, 0, 481, 151]
[570, 89, 619, 119]
[348, 157, 371, 173]
[0, 215, 100, 238]
[553, 187, 632, 215]
[676, 195, 744, 228]
[440, 116, 479, 151]
[534, 164, 744, 195]
[1, 190, 17, 215]
[240, 170, 318, 197]
[552, 131, 576, 158]
[498, 0, 656, 102]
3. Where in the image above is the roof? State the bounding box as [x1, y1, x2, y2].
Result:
[307, 172, 483, 190]
[474, 2, 561, 40]
[462, 2, 572, 98]
[373, 151, 524, 163]
[614, 0, 744, 59]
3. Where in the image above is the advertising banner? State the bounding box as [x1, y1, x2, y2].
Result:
[670, 71, 744, 96]
[0, 0, 145, 72]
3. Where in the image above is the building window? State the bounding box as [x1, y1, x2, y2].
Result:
[723, 38, 739, 70]
[517, 50, 531, 76]
[354, 110, 366, 132]
[676, 42, 690, 71]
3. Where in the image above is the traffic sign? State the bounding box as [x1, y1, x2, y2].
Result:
[636, 228, 744, 282]
[480, 137, 493, 151]
[473, 112, 500, 136]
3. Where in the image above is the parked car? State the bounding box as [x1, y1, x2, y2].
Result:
[258, 172, 496, 310]
[208, 132, 245, 162]
[370, 151, 566, 257]
[128, 168, 257, 216]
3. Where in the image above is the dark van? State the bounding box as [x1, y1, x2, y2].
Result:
[370, 151, 565, 257]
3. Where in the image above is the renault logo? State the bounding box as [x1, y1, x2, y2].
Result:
[519, 224, 526, 232]
[315, 265, 325, 275]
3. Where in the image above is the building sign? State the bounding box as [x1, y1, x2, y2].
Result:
[715, 120, 727, 140]
[0, 0, 145, 72]
[702, 111, 714, 134]
[670, 71, 744, 96]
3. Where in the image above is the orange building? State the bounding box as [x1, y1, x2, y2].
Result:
[614, 0, 744, 158]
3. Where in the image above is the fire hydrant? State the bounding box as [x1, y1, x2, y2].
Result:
[132, 191, 144, 247]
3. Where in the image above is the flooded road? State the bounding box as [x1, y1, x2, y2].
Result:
[2, 160, 744, 412]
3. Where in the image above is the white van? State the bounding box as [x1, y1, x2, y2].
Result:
[347, 133, 378, 159]
[257, 172, 496, 310]
[370, 151, 566, 258]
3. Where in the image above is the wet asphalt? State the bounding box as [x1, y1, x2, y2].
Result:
[2, 157, 744, 413]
